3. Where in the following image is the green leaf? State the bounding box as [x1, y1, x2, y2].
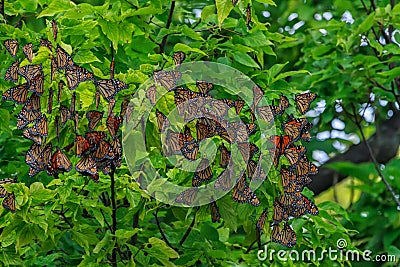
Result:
[201, 5, 215, 22]
[232, 51, 259, 68]
[146, 237, 179, 266]
[255, 0, 276, 5]
[115, 229, 140, 239]
[356, 12, 375, 35]
[38, 0, 72, 17]
[174, 43, 207, 56]
[180, 25, 205, 41]
[73, 50, 101, 64]
[216, 0, 234, 26]
[272, 70, 310, 83]
[93, 231, 112, 254]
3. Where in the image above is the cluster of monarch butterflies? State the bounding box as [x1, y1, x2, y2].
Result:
[149, 51, 318, 246]
[1, 20, 128, 210]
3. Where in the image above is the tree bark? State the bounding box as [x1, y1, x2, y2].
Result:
[310, 110, 400, 195]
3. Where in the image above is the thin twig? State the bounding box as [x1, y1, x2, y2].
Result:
[100, 209, 112, 231]
[154, 207, 176, 250]
[159, 1, 175, 54]
[179, 207, 199, 246]
[351, 104, 400, 207]
[110, 42, 115, 80]
[110, 167, 118, 267]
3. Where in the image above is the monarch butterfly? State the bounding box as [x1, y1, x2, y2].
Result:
[106, 114, 123, 138]
[94, 79, 128, 101]
[76, 154, 97, 176]
[110, 57, 115, 79]
[110, 137, 122, 167]
[18, 64, 43, 84]
[59, 105, 72, 126]
[28, 114, 48, 137]
[120, 98, 130, 118]
[17, 93, 42, 126]
[269, 135, 292, 168]
[2, 193, 16, 213]
[295, 92, 317, 115]
[179, 126, 199, 161]
[164, 130, 181, 156]
[205, 99, 232, 118]
[26, 143, 52, 177]
[23, 128, 43, 145]
[29, 74, 44, 96]
[210, 200, 221, 223]
[51, 58, 57, 81]
[234, 100, 245, 115]
[293, 194, 319, 216]
[225, 121, 254, 143]
[2, 83, 29, 104]
[85, 131, 107, 147]
[51, 19, 58, 41]
[291, 156, 318, 176]
[153, 70, 181, 91]
[70, 92, 76, 115]
[4, 39, 18, 57]
[47, 89, 54, 114]
[86, 110, 103, 131]
[252, 84, 264, 108]
[219, 143, 230, 168]
[175, 187, 198, 205]
[192, 158, 213, 187]
[57, 80, 64, 103]
[146, 85, 157, 106]
[65, 65, 94, 90]
[75, 135, 91, 157]
[47, 147, 72, 175]
[238, 142, 259, 162]
[232, 173, 260, 206]
[282, 116, 308, 142]
[273, 200, 289, 223]
[183, 98, 207, 122]
[4, 61, 19, 82]
[97, 160, 112, 175]
[281, 167, 305, 193]
[0, 178, 17, 198]
[40, 38, 52, 51]
[214, 167, 235, 191]
[256, 208, 268, 233]
[156, 110, 170, 133]
[300, 129, 312, 142]
[276, 193, 295, 206]
[173, 51, 186, 67]
[56, 45, 74, 70]
[196, 80, 213, 95]
[197, 117, 226, 140]
[92, 140, 115, 161]
[283, 145, 307, 168]
[23, 43, 33, 63]
[271, 223, 297, 248]
[247, 154, 267, 181]
[174, 87, 210, 114]
[246, 4, 251, 28]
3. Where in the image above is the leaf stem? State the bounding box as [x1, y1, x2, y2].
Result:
[179, 207, 199, 246]
[159, 1, 175, 54]
[154, 207, 176, 250]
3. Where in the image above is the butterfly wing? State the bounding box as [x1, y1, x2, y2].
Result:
[4, 61, 19, 82]
[23, 43, 33, 62]
[295, 92, 316, 114]
[192, 158, 213, 187]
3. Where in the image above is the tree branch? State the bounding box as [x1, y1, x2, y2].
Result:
[154, 207, 176, 250]
[159, 1, 175, 54]
[310, 110, 400, 195]
[179, 207, 199, 246]
[351, 104, 400, 207]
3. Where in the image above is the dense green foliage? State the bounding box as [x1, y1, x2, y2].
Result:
[0, 0, 399, 266]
